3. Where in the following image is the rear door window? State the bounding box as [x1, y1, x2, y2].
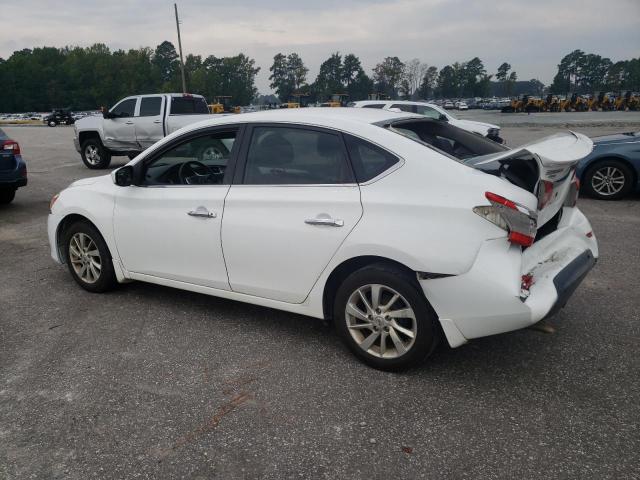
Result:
[391, 104, 417, 113]
[243, 126, 353, 185]
[139, 97, 162, 117]
[345, 135, 400, 182]
[415, 105, 441, 119]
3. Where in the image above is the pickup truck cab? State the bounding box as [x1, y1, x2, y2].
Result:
[74, 93, 216, 169]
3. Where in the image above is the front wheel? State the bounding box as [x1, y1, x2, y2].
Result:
[583, 159, 634, 200]
[64, 221, 117, 293]
[81, 138, 111, 169]
[334, 264, 439, 371]
[48, 120, 57, 127]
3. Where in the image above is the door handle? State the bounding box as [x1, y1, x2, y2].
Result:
[153, 119, 162, 124]
[187, 206, 217, 218]
[125, 121, 134, 125]
[305, 217, 344, 227]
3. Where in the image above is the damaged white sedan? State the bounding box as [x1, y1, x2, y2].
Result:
[48, 108, 598, 370]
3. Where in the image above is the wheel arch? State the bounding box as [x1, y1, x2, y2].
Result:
[55, 213, 103, 264]
[321, 255, 422, 321]
[78, 130, 102, 147]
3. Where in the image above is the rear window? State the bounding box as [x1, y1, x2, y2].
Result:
[170, 97, 209, 114]
[391, 104, 416, 113]
[345, 134, 400, 182]
[362, 104, 385, 109]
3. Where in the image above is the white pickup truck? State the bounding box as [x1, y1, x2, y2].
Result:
[73, 93, 218, 169]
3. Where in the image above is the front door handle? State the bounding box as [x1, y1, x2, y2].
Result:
[153, 119, 162, 124]
[305, 217, 344, 227]
[187, 206, 217, 218]
[125, 121, 134, 125]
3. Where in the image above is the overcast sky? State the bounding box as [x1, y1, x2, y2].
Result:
[2, 0, 639, 93]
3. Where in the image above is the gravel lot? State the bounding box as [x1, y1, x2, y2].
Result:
[1, 122, 639, 479]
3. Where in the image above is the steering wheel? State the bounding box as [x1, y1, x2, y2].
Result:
[178, 160, 216, 185]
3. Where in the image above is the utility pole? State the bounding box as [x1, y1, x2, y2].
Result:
[174, 3, 187, 93]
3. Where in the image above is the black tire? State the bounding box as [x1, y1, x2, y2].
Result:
[0, 188, 16, 204]
[80, 137, 111, 169]
[63, 221, 117, 293]
[48, 120, 57, 127]
[334, 263, 440, 371]
[582, 159, 634, 200]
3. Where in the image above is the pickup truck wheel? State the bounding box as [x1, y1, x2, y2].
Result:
[81, 138, 111, 169]
[48, 120, 57, 127]
[0, 188, 16, 204]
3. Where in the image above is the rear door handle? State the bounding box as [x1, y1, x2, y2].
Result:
[187, 206, 217, 218]
[153, 119, 162, 124]
[305, 217, 344, 227]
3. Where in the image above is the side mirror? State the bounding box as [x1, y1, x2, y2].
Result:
[112, 166, 134, 187]
[103, 110, 114, 119]
[439, 114, 448, 121]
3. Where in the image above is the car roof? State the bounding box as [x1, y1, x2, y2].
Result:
[353, 99, 441, 108]
[184, 107, 422, 132]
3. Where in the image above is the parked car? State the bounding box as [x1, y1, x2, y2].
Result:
[44, 109, 75, 127]
[457, 101, 469, 111]
[48, 108, 598, 370]
[351, 100, 503, 143]
[73, 93, 222, 169]
[0, 128, 27, 204]
[576, 131, 640, 200]
[443, 100, 454, 109]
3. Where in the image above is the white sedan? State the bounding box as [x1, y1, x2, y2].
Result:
[350, 100, 502, 143]
[48, 108, 598, 370]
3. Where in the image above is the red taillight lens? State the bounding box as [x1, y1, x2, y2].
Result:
[474, 192, 538, 247]
[2, 140, 20, 155]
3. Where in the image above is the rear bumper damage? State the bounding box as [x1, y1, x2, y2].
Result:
[421, 207, 598, 347]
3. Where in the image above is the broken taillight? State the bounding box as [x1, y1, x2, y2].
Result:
[564, 173, 580, 208]
[474, 192, 538, 247]
[538, 180, 554, 210]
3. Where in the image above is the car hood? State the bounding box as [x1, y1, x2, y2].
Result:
[591, 132, 639, 145]
[68, 174, 110, 188]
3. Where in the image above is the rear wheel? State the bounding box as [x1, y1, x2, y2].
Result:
[81, 138, 111, 169]
[0, 188, 16, 204]
[334, 264, 439, 371]
[48, 120, 57, 127]
[583, 159, 634, 200]
[64, 221, 117, 293]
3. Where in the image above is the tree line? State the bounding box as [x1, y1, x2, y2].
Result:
[0, 42, 638, 112]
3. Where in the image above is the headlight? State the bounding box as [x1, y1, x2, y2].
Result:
[50, 193, 60, 213]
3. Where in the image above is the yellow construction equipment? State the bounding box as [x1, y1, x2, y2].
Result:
[208, 96, 233, 114]
[279, 102, 300, 109]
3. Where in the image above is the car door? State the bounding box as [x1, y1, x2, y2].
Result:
[222, 124, 363, 303]
[113, 126, 242, 289]
[135, 96, 165, 150]
[103, 97, 139, 150]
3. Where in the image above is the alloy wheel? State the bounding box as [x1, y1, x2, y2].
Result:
[591, 166, 626, 196]
[345, 284, 417, 358]
[84, 145, 101, 165]
[69, 232, 102, 284]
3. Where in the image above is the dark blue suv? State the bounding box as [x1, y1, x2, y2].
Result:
[0, 128, 27, 204]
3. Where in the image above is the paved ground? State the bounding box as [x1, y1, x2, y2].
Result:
[1, 124, 639, 479]
[456, 109, 640, 127]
